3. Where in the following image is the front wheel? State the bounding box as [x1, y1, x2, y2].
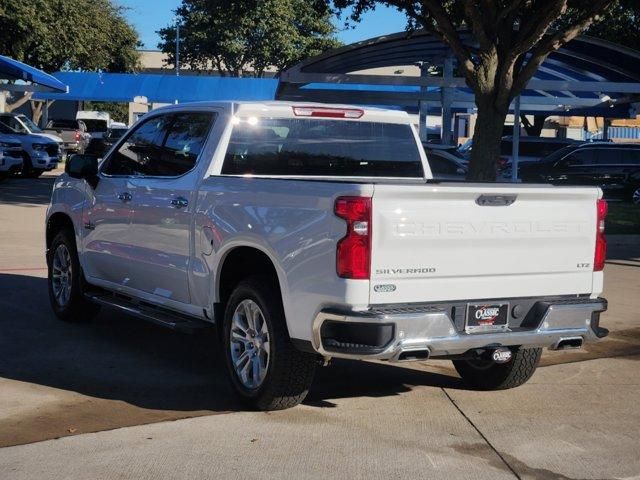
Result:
[47, 228, 100, 322]
[453, 346, 542, 390]
[630, 186, 640, 205]
[222, 276, 317, 410]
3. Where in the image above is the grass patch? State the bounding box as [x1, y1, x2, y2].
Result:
[606, 203, 640, 234]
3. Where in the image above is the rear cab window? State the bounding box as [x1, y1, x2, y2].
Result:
[221, 116, 424, 178]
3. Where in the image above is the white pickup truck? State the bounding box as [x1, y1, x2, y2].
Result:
[46, 102, 608, 410]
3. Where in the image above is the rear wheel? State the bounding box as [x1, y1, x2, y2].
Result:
[47, 228, 100, 322]
[222, 276, 317, 410]
[453, 346, 542, 390]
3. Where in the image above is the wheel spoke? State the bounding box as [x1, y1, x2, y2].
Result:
[229, 299, 270, 390]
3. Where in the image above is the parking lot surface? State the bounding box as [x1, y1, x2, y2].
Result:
[1, 172, 639, 479]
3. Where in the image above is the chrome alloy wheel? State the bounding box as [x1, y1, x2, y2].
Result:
[633, 187, 640, 205]
[230, 299, 270, 390]
[51, 244, 73, 307]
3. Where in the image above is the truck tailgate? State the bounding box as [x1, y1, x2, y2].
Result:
[370, 184, 600, 304]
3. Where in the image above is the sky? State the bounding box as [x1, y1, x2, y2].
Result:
[117, 0, 409, 50]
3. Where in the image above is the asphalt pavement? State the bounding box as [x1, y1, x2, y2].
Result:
[0, 171, 639, 479]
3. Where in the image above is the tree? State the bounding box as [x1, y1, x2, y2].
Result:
[158, 0, 341, 77]
[333, 1, 615, 180]
[0, 0, 140, 115]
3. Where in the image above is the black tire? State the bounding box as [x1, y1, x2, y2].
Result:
[222, 275, 317, 410]
[453, 346, 542, 390]
[20, 154, 43, 178]
[47, 228, 100, 322]
[629, 186, 640, 205]
[20, 153, 33, 177]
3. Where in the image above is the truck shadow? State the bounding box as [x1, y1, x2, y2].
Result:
[0, 174, 57, 206]
[0, 273, 463, 415]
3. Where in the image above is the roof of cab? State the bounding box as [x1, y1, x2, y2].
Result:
[148, 100, 413, 124]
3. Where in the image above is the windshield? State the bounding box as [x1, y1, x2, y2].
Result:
[105, 128, 128, 140]
[82, 119, 109, 133]
[17, 115, 42, 133]
[222, 118, 424, 177]
[0, 121, 19, 134]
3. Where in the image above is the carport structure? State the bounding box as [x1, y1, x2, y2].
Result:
[0, 55, 68, 94]
[278, 30, 640, 174]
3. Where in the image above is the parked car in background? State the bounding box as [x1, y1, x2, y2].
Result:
[76, 111, 110, 140]
[47, 101, 608, 410]
[423, 147, 468, 180]
[422, 141, 468, 164]
[0, 134, 24, 179]
[500, 136, 582, 178]
[520, 142, 640, 204]
[85, 124, 129, 156]
[0, 112, 65, 153]
[44, 119, 91, 154]
[0, 121, 61, 177]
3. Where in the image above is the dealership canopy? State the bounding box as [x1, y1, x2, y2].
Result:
[0, 55, 68, 93]
[278, 30, 640, 119]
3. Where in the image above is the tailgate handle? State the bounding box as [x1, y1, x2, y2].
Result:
[476, 194, 517, 206]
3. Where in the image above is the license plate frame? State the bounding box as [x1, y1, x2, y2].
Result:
[465, 303, 510, 334]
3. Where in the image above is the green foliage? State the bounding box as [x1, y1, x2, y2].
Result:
[83, 101, 129, 124]
[158, 0, 341, 77]
[0, 0, 141, 73]
[580, 0, 640, 50]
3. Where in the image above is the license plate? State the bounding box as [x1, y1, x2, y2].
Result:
[466, 303, 509, 333]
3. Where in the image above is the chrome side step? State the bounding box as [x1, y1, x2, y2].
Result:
[85, 292, 210, 334]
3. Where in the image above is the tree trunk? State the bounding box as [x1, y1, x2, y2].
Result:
[5, 92, 33, 113]
[467, 98, 509, 181]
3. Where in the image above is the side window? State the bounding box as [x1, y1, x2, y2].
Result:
[622, 149, 640, 165]
[429, 152, 458, 175]
[102, 115, 172, 176]
[563, 149, 596, 167]
[154, 112, 215, 177]
[594, 149, 622, 165]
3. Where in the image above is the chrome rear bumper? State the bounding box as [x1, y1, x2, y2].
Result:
[312, 298, 607, 361]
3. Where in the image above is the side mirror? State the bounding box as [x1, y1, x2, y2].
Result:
[65, 154, 99, 187]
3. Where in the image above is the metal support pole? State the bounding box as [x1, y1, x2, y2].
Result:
[175, 20, 180, 76]
[440, 55, 454, 145]
[603, 119, 610, 140]
[417, 62, 428, 142]
[511, 95, 521, 182]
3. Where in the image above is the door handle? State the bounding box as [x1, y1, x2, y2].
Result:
[117, 192, 132, 202]
[170, 197, 189, 208]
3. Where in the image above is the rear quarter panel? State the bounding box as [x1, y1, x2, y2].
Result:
[191, 177, 373, 341]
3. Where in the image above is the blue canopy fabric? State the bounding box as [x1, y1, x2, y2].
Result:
[33, 72, 278, 103]
[0, 55, 68, 93]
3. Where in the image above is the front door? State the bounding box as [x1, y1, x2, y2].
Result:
[126, 111, 217, 304]
[82, 175, 135, 286]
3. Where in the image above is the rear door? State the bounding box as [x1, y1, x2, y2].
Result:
[370, 184, 599, 304]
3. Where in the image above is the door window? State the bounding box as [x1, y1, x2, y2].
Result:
[154, 112, 215, 176]
[102, 115, 172, 176]
[428, 152, 459, 175]
[563, 149, 597, 167]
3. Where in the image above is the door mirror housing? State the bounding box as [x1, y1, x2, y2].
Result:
[66, 154, 99, 187]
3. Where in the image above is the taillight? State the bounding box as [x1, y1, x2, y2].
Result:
[75, 130, 81, 141]
[594, 199, 608, 271]
[335, 196, 371, 279]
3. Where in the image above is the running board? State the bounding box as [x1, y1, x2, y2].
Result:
[85, 292, 211, 334]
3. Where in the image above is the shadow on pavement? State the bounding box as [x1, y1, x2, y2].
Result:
[0, 175, 56, 206]
[0, 273, 463, 415]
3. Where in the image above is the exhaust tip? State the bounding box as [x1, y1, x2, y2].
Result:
[554, 337, 583, 350]
[396, 349, 430, 362]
